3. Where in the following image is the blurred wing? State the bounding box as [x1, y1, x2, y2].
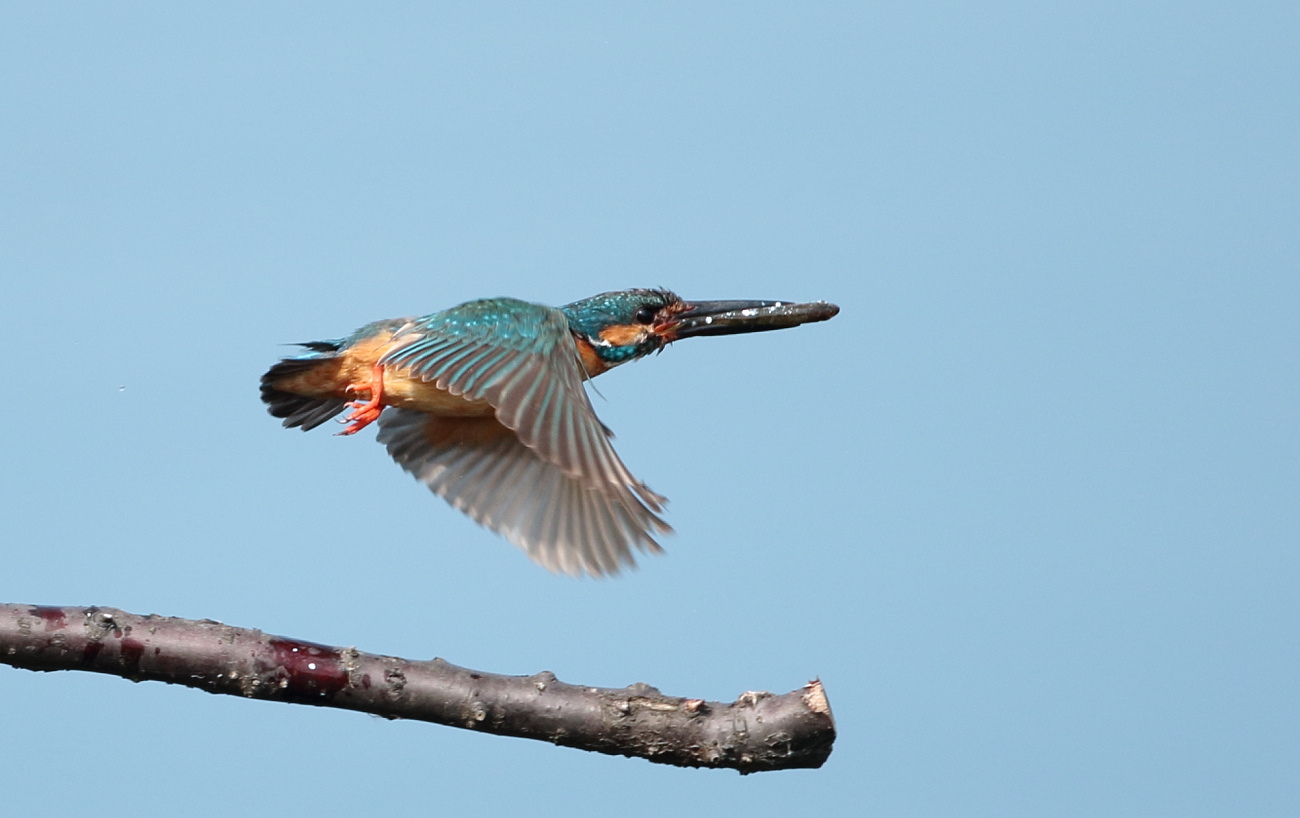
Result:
[380, 298, 663, 507]
[377, 409, 669, 577]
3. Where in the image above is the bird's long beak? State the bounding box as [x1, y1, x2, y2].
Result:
[668, 299, 840, 340]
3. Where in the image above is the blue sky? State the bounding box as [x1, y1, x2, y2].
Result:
[2, 3, 1297, 816]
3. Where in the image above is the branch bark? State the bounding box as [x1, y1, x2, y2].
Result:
[0, 604, 834, 773]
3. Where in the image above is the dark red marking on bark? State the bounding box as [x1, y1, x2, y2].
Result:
[29, 606, 67, 630]
[361, 673, 372, 689]
[81, 642, 103, 664]
[120, 637, 146, 676]
[267, 638, 348, 699]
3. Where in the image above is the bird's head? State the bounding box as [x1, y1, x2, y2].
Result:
[561, 288, 839, 375]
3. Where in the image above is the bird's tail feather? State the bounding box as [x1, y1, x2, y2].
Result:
[260, 348, 348, 431]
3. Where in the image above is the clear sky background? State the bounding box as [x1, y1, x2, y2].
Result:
[2, 4, 1296, 816]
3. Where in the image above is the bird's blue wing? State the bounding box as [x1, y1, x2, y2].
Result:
[381, 299, 661, 504]
[377, 298, 670, 575]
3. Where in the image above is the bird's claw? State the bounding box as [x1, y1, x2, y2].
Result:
[337, 401, 382, 435]
[335, 364, 385, 436]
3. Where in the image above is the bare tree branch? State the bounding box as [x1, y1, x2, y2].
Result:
[0, 604, 834, 773]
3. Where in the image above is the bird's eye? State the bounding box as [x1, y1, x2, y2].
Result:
[633, 306, 657, 324]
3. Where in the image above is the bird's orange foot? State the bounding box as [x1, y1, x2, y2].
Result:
[336, 363, 386, 436]
[338, 399, 382, 435]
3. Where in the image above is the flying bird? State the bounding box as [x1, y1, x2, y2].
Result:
[261, 288, 838, 576]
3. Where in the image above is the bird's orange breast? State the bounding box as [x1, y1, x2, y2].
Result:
[379, 368, 494, 416]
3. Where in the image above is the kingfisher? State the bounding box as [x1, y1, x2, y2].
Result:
[261, 289, 838, 577]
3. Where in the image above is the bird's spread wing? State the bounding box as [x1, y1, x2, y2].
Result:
[377, 410, 666, 576]
[377, 298, 670, 575]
